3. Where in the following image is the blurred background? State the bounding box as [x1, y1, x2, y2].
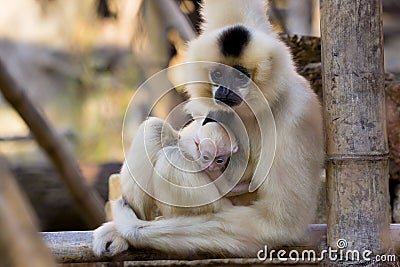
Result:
[0, 0, 399, 231]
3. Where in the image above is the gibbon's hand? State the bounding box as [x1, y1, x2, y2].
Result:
[92, 221, 129, 257]
[112, 197, 146, 241]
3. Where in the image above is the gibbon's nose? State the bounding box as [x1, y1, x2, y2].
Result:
[214, 86, 243, 107]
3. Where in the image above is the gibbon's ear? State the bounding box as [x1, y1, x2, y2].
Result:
[231, 143, 239, 154]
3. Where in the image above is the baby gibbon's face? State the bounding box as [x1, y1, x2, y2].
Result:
[195, 122, 238, 172]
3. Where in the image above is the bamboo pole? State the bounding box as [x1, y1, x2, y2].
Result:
[321, 0, 392, 264]
[0, 59, 105, 228]
[0, 157, 56, 267]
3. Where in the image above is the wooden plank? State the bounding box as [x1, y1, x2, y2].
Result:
[42, 224, 400, 264]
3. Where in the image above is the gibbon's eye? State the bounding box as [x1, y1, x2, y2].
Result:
[210, 69, 223, 82]
[233, 65, 251, 78]
[232, 65, 251, 86]
[235, 71, 247, 81]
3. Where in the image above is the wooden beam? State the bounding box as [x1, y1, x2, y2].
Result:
[321, 0, 391, 265]
[42, 224, 400, 264]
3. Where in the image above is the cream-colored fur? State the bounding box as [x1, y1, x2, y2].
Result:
[93, 0, 324, 257]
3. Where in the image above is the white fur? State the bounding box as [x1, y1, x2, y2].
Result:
[93, 0, 324, 257]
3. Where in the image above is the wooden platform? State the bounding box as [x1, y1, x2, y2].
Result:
[41, 224, 400, 265]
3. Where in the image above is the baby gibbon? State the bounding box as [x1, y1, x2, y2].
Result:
[112, 117, 244, 222]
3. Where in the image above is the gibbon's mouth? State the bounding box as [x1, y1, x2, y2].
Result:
[214, 88, 243, 107]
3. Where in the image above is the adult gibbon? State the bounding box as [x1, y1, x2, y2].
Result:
[93, 0, 323, 257]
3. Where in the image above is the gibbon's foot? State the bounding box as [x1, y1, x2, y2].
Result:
[92, 221, 129, 256]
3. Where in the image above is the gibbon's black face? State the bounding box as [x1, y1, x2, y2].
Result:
[209, 64, 251, 107]
[208, 25, 253, 107]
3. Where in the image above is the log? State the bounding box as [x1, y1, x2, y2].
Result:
[321, 1, 391, 266]
[42, 224, 400, 264]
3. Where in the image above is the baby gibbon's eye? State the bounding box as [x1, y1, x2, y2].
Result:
[202, 155, 210, 161]
[215, 158, 225, 165]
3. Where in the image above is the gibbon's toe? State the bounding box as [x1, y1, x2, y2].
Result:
[92, 222, 129, 256]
